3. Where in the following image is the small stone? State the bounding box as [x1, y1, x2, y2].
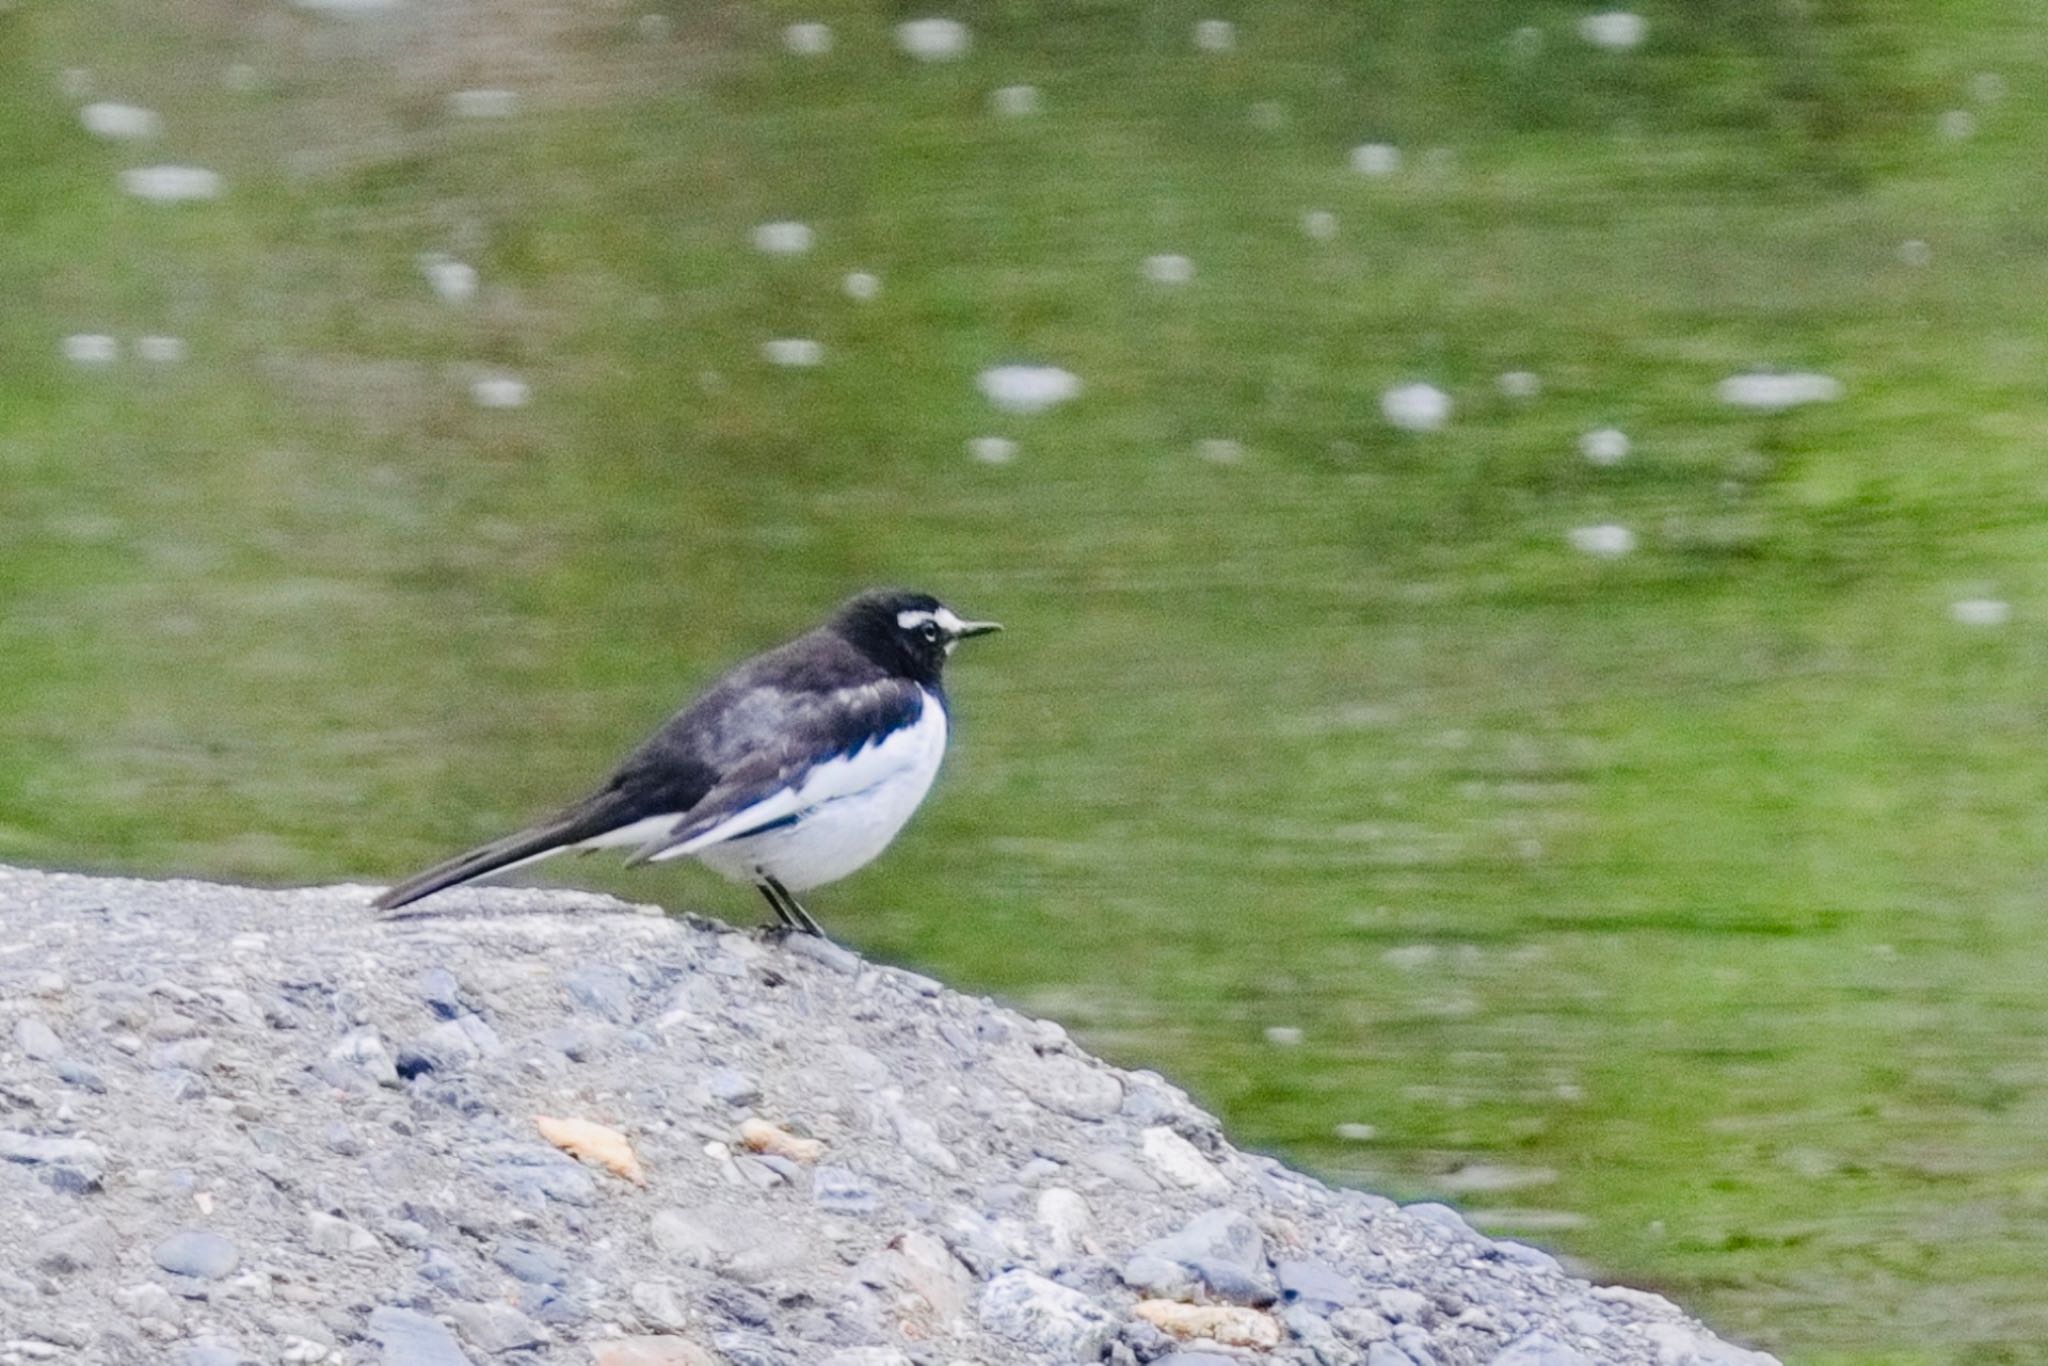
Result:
[890, 1108, 960, 1175]
[535, 1114, 646, 1183]
[762, 338, 824, 368]
[751, 221, 814, 255]
[1134, 1300, 1283, 1348]
[1137, 1208, 1265, 1271]
[446, 1299, 544, 1354]
[1579, 427, 1630, 466]
[305, 1210, 378, 1253]
[116, 1282, 183, 1323]
[1381, 381, 1450, 432]
[1578, 11, 1648, 49]
[368, 1306, 473, 1365]
[81, 101, 162, 138]
[34, 1216, 119, 1274]
[783, 22, 833, 56]
[448, 88, 518, 118]
[153, 1230, 239, 1280]
[996, 1051, 1122, 1117]
[122, 166, 223, 202]
[783, 933, 860, 974]
[1277, 1259, 1361, 1316]
[62, 334, 119, 365]
[14, 1016, 62, 1060]
[1494, 1332, 1593, 1365]
[813, 1164, 879, 1214]
[1567, 524, 1636, 558]
[1036, 1186, 1092, 1258]
[471, 376, 531, 409]
[631, 1280, 691, 1330]
[990, 84, 1039, 116]
[592, 1339, 716, 1366]
[707, 1067, 762, 1106]
[896, 17, 969, 60]
[842, 271, 882, 300]
[739, 1117, 824, 1163]
[1351, 143, 1402, 176]
[1193, 18, 1236, 51]
[979, 1269, 1118, 1358]
[1141, 1126, 1230, 1195]
[819, 1351, 913, 1366]
[493, 1238, 571, 1286]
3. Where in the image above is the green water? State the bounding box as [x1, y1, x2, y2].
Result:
[8, 2, 2048, 1358]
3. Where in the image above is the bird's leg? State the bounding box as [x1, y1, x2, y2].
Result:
[756, 881, 799, 930]
[763, 875, 826, 937]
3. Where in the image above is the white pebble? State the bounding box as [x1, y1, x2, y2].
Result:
[1579, 427, 1630, 466]
[1937, 108, 1976, 140]
[968, 436, 1017, 465]
[62, 334, 119, 366]
[1568, 524, 1636, 558]
[842, 271, 881, 301]
[1193, 18, 1236, 52]
[1301, 209, 1338, 241]
[896, 17, 970, 61]
[762, 338, 824, 368]
[121, 166, 222, 202]
[1951, 598, 2010, 627]
[1715, 372, 1843, 411]
[783, 21, 834, 56]
[752, 221, 815, 255]
[136, 336, 187, 364]
[419, 254, 479, 303]
[1142, 253, 1195, 285]
[1141, 1126, 1231, 1195]
[1497, 370, 1541, 399]
[1578, 11, 1648, 49]
[1898, 238, 1932, 267]
[1350, 143, 1402, 177]
[1335, 1122, 1378, 1142]
[470, 376, 530, 408]
[447, 88, 518, 118]
[990, 84, 1040, 117]
[1380, 382, 1451, 433]
[978, 364, 1082, 415]
[80, 102, 162, 139]
[1264, 1026, 1303, 1047]
[1196, 438, 1244, 464]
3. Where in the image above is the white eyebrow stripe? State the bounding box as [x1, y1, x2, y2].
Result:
[896, 609, 938, 630]
[934, 607, 966, 633]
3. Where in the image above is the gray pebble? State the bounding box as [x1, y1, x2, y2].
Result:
[368, 1305, 475, 1365]
[152, 1230, 239, 1280]
[813, 1164, 879, 1214]
[1279, 1257, 1363, 1315]
[446, 1299, 544, 1353]
[33, 1216, 118, 1274]
[418, 966, 464, 1019]
[14, 1015, 63, 1060]
[560, 965, 636, 1022]
[491, 1238, 570, 1286]
[979, 1269, 1118, 1358]
[708, 1066, 763, 1106]
[52, 1058, 107, 1093]
[1494, 1333, 1592, 1365]
[784, 934, 861, 974]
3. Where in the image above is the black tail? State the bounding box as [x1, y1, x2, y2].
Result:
[373, 808, 609, 911]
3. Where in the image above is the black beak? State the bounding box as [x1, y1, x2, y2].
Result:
[952, 619, 1003, 639]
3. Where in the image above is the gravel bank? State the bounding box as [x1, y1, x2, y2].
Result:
[0, 866, 1774, 1365]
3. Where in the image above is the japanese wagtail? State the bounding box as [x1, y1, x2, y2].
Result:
[373, 588, 1001, 934]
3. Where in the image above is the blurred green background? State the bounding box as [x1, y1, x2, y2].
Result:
[7, 0, 2048, 1359]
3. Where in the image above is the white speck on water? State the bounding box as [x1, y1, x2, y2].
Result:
[1264, 1026, 1303, 1047]
[1142, 253, 1195, 285]
[1937, 108, 1977, 140]
[136, 336, 187, 364]
[784, 22, 833, 56]
[968, 436, 1017, 465]
[842, 271, 881, 301]
[1497, 370, 1541, 399]
[1301, 209, 1338, 241]
[223, 63, 260, 92]
[1898, 238, 1932, 267]
[1951, 598, 2010, 627]
[896, 17, 969, 61]
[1193, 18, 1236, 51]
[1197, 438, 1244, 464]
[1335, 1122, 1378, 1142]
[121, 166, 222, 202]
[290, 0, 402, 12]
[448, 88, 518, 118]
[752, 221, 815, 255]
[1250, 101, 1286, 130]
[762, 338, 824, 368]
[62, 334, 119, 366]
[1580, 427, 1630, 466]
[1350, 143, 1402, 177]
[990, 84, 1040, 117]
[637, 14, 672, 41]
[59, 68, 92, 99]
[418, 253, 479, 303]
[1716, 372, 1844, 411]
[470, 375, 530, 408]
[1381, 382, 1451, 433]
[1568, 524, 1636, 557]
[1578, 11, 1647, 49]
[80, 102, 162, 139]
[1972, 71, 2007, 102]
[1383, 944, 1439, 970]
[979, 364, 1082, 415]
[1510, 24, 1545, 57]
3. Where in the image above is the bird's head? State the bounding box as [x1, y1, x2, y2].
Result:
[831, 588, 1002, 682]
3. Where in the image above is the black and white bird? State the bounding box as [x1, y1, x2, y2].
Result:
[373, 588, 1001, 934]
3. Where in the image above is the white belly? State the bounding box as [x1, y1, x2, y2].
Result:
[694, 693, 948, 892]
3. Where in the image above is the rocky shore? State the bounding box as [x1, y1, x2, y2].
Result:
[0, 866, 1774, 1365]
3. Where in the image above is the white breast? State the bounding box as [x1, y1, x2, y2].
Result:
[687, 691, 949, 891]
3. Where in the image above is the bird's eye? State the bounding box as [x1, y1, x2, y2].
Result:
[920, 622, 941, 643]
